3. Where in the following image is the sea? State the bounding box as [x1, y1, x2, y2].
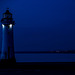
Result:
[15, 53, 75, 62]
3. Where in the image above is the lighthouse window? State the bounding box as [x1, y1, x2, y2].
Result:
[9, 24, 12, 28]
[2, 24, 4, 28]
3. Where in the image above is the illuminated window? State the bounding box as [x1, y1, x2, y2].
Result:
[2, 24, 4, 28]
[9, 24, 12, 28]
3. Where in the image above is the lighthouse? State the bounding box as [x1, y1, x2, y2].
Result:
[1, 9, 16, 63]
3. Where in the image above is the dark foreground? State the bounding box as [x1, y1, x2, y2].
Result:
[0, 62, 75, 75]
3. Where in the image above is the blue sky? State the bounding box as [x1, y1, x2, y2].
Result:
[0, 0, 75, 51]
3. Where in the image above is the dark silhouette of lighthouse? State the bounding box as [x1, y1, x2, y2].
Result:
[1, 9, 16, 63]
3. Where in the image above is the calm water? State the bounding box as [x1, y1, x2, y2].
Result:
[0, 54, 75, 75]
[0, 53, 75, 62]
[14, 54, 75, 62]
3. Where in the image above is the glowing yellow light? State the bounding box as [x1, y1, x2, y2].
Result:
[9, 24, 12, 28]
[2, 24, 4, 28]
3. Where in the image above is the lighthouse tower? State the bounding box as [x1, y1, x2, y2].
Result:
[1, 9, 16, 63]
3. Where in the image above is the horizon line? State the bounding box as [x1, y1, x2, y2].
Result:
[0, 50, 75, 54]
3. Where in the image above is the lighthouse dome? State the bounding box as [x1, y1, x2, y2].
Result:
[3, 9, 12, 18]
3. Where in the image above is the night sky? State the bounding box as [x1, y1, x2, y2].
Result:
[0, 0, 75, 52]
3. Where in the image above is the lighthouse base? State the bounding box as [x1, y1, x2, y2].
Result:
[0, 58, 16, 64]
